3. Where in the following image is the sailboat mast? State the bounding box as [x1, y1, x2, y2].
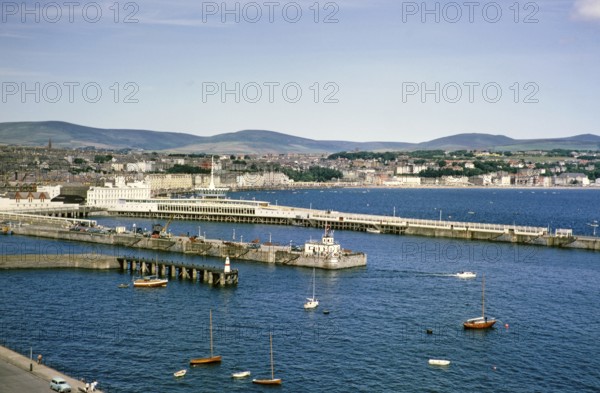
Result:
[209, 309, 214, 357]
[270, 333, 275, 380]
[482, 274, 485, 319]
[312, 268, 316, 299]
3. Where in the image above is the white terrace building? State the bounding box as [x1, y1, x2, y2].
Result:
[87, 177, 151, 208]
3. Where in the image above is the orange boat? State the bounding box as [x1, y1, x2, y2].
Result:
[464, 274, 496, 329]
[190, 309, 222, 365]
[252, 333, 282, 385]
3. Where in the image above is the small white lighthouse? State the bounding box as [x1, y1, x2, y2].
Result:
[224, 256, 231, 273]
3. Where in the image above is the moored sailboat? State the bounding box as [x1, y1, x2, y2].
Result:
[463, 274, 496, 329]
[132, 275, 168, 288]
[304, 267, 319, 309]
[190, 309, 222, 365]
[252, 333, 282, 385]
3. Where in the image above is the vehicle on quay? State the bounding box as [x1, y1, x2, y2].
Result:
[50, 377, 72, 392]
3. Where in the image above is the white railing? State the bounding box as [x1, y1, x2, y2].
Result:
[0, 211, 97, 227]
[275, 210, 547, 236]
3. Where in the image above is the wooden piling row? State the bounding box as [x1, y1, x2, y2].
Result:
[116, 256, 238, 286]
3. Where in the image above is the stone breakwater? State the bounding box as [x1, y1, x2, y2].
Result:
[0, 253, 120, 270]
[8, 225, 367, 270]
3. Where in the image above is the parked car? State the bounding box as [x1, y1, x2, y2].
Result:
[50, 377, 71, 392]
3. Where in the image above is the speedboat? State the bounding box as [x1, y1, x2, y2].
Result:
[456, 271, 476, 279]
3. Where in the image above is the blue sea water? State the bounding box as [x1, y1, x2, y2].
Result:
[1, 188, 599, 392]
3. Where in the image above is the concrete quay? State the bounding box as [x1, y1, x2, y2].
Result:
[0, 344, 103, 393]
[9, 225, 367, 270]
[105, 200, 600, 252]
[0, 253, 120, 270]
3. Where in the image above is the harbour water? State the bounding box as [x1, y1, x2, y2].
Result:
[1, 188, 599, 392]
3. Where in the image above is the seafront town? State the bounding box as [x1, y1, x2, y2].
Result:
[1, 145, 599, 199]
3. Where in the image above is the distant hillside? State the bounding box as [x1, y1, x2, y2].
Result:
[0, 121, 413, 153]
[0, 121, 598, 153]
[416, 133, 516, 150]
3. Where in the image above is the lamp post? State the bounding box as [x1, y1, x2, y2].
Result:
[588, 221, 598, 236]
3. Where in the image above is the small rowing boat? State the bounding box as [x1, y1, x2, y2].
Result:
[173, 369, 187, 378]
[428, 359, 450, 366]
[232, 371, 251, 379]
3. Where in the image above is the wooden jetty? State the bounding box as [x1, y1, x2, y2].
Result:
[117, 256, 238, 286]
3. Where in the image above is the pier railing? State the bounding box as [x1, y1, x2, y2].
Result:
[0, 211, 97, 227]
[307, 211, 547, 236]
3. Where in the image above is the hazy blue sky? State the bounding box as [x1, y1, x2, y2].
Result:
[1, 0, 599, 142]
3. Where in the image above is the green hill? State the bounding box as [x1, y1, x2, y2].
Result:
[0, 121, 598, 153]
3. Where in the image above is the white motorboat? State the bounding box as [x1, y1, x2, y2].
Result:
[456, 271, 476, 279]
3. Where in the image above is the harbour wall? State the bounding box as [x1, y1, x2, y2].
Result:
[107, 204, 600, 252]
[0, 253, 120, 270]
[396, 226, 600, 251]
[9, 226, 367, 270]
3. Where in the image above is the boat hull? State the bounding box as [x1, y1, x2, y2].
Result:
[232, 371, 251, 379]
[463, 320, 496, 329]
[428, 359, 450, 366]
[304, 299, 319, 309]
[133, 281, 167, 287]
[456, 272, 476, 279]
[133, 277, 168, 287]
[252, 378, 282, 385]
[190, 356, 222, 365]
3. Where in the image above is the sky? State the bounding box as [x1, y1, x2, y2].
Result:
[1, 0, 599, 143]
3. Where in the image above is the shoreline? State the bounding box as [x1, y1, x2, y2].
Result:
[0, 344, 104, 392]
[326, 184, 600, 191]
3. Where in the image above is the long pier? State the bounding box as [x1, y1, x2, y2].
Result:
[107, 199, 600, 251]
[117, 256, 238, 286]
[5, 197, 600, 252]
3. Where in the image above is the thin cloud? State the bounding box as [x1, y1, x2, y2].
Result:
[573, 0, 600, 21]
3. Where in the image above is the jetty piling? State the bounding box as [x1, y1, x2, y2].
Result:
[117, 256, 238, 287]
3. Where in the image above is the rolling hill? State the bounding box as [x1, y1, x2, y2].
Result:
[0, 121, 598, 153]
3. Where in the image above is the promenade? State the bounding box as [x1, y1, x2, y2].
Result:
[0, 345, 103, 392]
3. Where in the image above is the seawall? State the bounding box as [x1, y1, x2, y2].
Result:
[9, 226, 366, 270]
[0, 253, 120, 270]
